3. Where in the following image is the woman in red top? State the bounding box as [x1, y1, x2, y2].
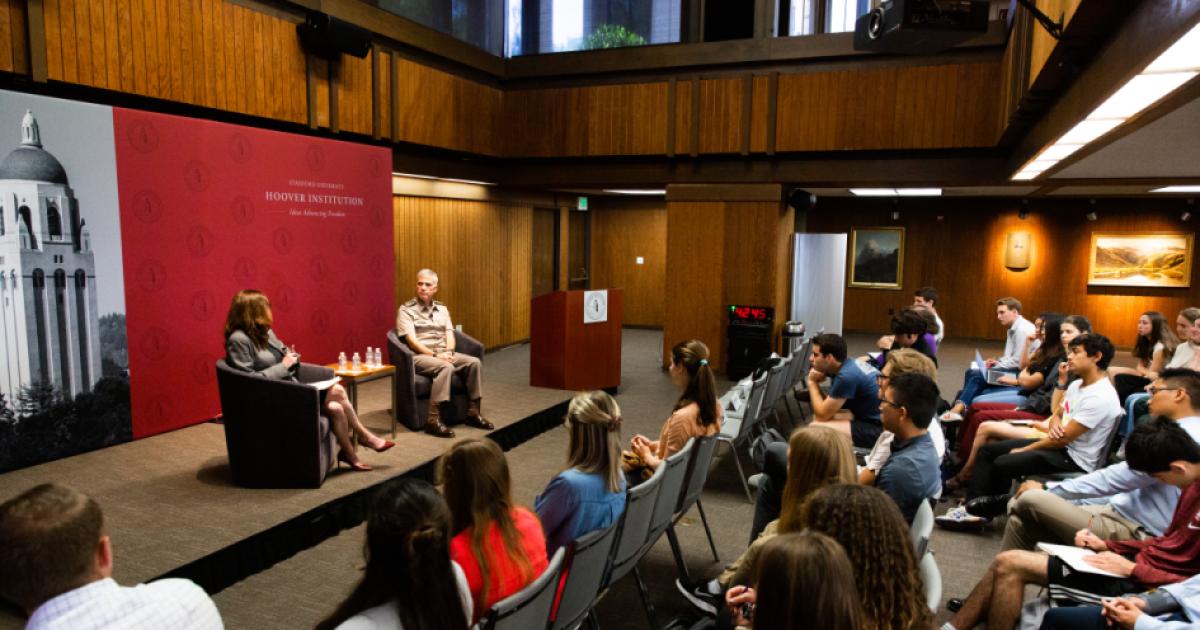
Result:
[439, 438, 549, 624]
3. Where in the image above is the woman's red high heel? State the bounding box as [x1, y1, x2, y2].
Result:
[368, 439, 395, 453]
[338, 450, 372, 471]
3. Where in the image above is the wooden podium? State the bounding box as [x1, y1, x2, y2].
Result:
[530, 289, 623, 391]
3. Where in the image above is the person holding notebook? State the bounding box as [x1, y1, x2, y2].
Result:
[942, 418, 1200, 630]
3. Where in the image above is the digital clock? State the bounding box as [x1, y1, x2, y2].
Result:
[728, 305, 774, 326]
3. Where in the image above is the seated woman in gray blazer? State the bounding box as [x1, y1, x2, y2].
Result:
[224, 289, 394, 471]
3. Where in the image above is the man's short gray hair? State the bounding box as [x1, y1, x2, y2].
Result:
[416, 269, 439, 284]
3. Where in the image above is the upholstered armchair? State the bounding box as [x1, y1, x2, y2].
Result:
[387, 329, 484, 431]
[215, 360, 337, 488]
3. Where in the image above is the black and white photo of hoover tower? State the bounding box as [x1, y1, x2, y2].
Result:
[0, 110, 102, 400]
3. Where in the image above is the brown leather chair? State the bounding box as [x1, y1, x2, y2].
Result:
[215, 360, 337, 488]
[386, 329, 484, 431]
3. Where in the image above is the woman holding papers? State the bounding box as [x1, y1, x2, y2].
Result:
[224, 289, 393, 471]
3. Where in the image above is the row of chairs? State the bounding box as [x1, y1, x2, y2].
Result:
[480, 435, 719, 630]
[717, 341, 812, 501]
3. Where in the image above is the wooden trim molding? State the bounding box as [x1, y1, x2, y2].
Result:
[328, 58, 340, 133]
[390, 50, 400, 140]
[305, 53, 318, 129]
[25, 0, 46, 82]
[371, 44, 381, 139]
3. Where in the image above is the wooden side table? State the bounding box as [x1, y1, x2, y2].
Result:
[326, 364, 399, 438]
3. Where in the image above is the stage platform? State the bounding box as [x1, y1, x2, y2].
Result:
[0, 343, 573, 628]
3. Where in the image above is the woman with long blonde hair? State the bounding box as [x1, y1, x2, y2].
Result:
[680, 424, 856, 614]
[223, 289, 392, 471]
[439, 438, 548, 624]
[535, 390, 627, 556]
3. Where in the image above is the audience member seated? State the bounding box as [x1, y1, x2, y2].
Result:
[1038, 571, 1200, 629]
[805, 333, 882, 449]
[224, 289, 393, 471]
[960, 333, 1122, 522]
[876, 371, 944, 524]
[947, 314, 1078, 493]
[534, 390, 626, 557]
[913, 286, 945, 344]
[625, 339, 721, 478]
[944, 419, 1200, 630]
[678, 424, 856, 615]
[802, 484, 934, 630]
[1111, 311, 1178, 403]
[911, 304, 942, 356]
[723, 532, 861, 630]
[1000, 368, 1200, 551]
[396, 269, 492, 437]
[860, 349, 946, 488]
[1165, 308, 1200, 369]
[317, 479, 471, 630]
[866, 307, 938, 369]
[438, 438, 548, 624]
[0, 484, 222, 629]
[967, 312, 1059, 407]
[940, 296, 1038, 422]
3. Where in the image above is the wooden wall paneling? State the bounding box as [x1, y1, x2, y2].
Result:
[531, 208, 557, 298]
[1029, 0, 1081, 87]
[696, 77, 742, 154]
[721, 201, 793, 350]
[337, 51, 374, 135]
[0, 0, 12, 73]
[389, 50, 399, 140]
[750, 75, 769, 153]
[394, 56, 500, 155]
[312, 55, 330, 128]
[665, 201, 727, 366]
[806, 198, 1200, 349]
[688, 77, 699, 156]
[585, 82, 667, 156]
[393, 197, 534, 348]
[116, 0, 133, 92]
[673, 79, 692, 156]
[590, 201, 667, 327]
[370, 44, 380, 139]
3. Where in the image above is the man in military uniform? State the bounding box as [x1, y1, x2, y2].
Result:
[396, 269, 491, 437]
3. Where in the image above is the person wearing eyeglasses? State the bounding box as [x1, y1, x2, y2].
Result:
[875, 371, 943, 524]
[1000, 368, 1200, 552]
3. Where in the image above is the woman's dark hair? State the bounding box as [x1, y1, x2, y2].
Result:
[801, 484, 932, 630]
[317, 479, 467, 630]
[1134, 311, 1178, 365]
[890, 307, 928, 336]
[1062, 314, 1092, 335]
[223, 289, 272, 348]
[1030, 312, 1065, 370]
[751, 532, 861, 630]
[437, 438, 533, 602]
[671, 339, 719, 428]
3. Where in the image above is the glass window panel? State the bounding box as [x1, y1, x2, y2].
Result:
[826, 0, 869, 34]
[508, 0, 680, 56]
[788, 0, 817, 36]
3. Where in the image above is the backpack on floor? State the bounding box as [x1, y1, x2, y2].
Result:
[751, 427, 787, 470]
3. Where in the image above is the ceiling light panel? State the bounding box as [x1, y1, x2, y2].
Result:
[1088, 72, 1198, 120]
[1144, 22, 1200, 73]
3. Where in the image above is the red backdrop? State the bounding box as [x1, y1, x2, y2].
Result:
[114, 109, 394, 438]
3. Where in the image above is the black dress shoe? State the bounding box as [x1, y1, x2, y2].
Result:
[965, 493, 1012, 519]
[947, 598, 964, 612]
[464, 415, 494, 430]
[424, 419, 455, 438]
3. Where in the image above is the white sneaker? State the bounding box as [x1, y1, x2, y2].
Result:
[935, 505, 988, 530]
[748, 473, 764, 490]
[939, 411, 964, 423]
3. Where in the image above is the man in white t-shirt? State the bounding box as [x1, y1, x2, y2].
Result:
[963, 333, 1122, 519]
[0, 484, 223, 630]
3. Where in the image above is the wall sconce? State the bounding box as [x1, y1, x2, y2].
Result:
[1005, 231, 1031, 269]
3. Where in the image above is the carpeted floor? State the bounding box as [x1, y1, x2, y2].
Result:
[211, 329, 1055, 629]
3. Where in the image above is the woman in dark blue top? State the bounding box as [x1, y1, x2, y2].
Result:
[535, 390, 627, 556]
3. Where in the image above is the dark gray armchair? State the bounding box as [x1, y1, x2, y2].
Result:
[215, 360, 337, 488]
[387, 329, 484, 431]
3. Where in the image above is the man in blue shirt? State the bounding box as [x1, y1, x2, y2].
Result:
[877, 372, 944, 523]
[1001, 368, 1200, 551]
[806, 333, 882, 449]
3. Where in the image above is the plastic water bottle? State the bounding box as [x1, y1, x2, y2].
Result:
[338, 352, 347, 371]
[351, 352, 361, 371]
[373, 347, 382, 367]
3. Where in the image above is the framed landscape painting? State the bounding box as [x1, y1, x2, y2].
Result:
[1087, 233, 1193, 288]
[849, 227, 905, 289]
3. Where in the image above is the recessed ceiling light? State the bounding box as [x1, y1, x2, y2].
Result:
[1150, 185, 1200, 193]
[1088, 72, 1197, 120]
[850, 188, 898, 196]
[896, 188, 942, 196]
[1038, 144, 1084, 161]
[602, 189, 667, 195]
[1011, 170, 1043, 181]
[393, 172, 494, 186]
[1057, 118, 1125, 145]
[1144, 22, 1200, 73]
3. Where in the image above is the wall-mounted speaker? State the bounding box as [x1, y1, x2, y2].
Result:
[787, 189, 817, 212]
[1005, 231, 1031, 269]
[297, 12, 372, 59]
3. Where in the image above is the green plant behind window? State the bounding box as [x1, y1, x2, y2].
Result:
[584, 24, 647, 49]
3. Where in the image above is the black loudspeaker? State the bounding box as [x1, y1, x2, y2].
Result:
[853, 0, 989, 55]
[787, 189, 817, 212]
[297, 12, 372, 59]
